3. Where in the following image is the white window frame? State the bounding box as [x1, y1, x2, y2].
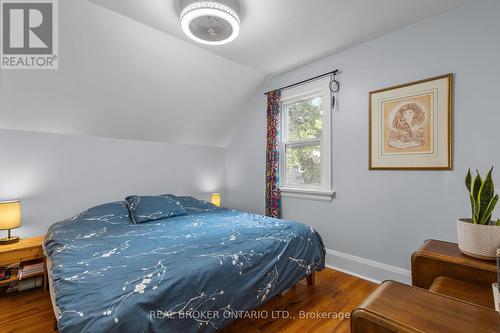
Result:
[279, 77, 334, 201]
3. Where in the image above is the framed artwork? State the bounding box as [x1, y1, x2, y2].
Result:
[369, 74, 453, 170]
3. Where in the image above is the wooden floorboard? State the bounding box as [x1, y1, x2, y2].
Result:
[0, 289, 56, 333]
[222, 269, 377, 333]
[0, 268, 377, 333]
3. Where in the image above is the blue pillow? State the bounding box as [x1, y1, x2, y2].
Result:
[125, 195, 186, 224]
[162, 194, 220, 213]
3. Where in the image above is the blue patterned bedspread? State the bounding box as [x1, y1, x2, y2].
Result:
[44, 197, 325, 333]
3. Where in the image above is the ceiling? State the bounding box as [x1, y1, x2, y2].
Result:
[1, 0, 470, 147]
[89, 0, 470, 74]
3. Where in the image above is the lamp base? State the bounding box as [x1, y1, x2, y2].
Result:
[0, 236, 19, 245]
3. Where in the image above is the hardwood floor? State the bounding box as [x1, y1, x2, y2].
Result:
[0, 268, 377, 333]
[222, 269, 377, 333]
[0, 289, 56, 333]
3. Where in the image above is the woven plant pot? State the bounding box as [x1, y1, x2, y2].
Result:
[457, 219, 500, 261]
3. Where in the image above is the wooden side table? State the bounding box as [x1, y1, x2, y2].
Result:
[0, 236, 48, 293]
[411, 239, 497, 289]
[351, 239, 500, 332]
[351, 281, 500, 333]
[411, 239, 497, 309]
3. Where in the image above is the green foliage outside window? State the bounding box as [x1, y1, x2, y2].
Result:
[285, 97, 323, 185]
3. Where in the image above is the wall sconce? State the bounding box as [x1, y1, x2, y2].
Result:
[0, 200, 21, 244]
[211, 193, 221, 207]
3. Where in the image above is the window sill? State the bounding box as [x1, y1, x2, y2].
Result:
[280, 187, 335, 202]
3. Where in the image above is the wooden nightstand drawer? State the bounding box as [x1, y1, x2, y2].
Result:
[0, 247, 44, 266]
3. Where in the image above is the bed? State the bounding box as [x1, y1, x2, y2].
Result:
[44, 196, 325, 332]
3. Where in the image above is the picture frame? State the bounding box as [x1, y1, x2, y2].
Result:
[369, 74, 453, 170]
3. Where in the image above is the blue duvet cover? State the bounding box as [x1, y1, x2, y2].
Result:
[44, 197, 325, 333]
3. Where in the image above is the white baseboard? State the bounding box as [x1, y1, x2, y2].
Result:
[325, 248, 411, 284]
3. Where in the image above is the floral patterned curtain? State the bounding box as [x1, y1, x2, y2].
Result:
[265, 90, 281, 218]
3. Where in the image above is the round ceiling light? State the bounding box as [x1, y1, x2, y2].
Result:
[180, 1, 240, 45]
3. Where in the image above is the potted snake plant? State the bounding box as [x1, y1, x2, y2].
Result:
[457, 167, 500, 260]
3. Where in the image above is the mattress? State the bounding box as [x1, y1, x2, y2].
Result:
[45, 256, 60, 319]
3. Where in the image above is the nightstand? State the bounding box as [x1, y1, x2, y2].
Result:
[0, 236, 48, 293]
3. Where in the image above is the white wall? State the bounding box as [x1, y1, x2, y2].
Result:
[225, 0, 500, 279]
[0, 129, 225, 237]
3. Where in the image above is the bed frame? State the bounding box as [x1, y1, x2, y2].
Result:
[307, 271, 316, 286]
[280, 271, 316, 297]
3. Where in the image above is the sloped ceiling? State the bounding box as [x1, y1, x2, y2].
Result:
[0, 0, 266, 147]
[0, 0, 469, 147]
[89, 0, 470, 74]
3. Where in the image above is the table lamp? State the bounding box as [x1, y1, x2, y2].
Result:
[0, 200, 21, 244]
[211, 193, 221, 207]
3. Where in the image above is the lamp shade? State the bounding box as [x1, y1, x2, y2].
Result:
[211, 193, 221, 207]
[0, 201, 21, 230]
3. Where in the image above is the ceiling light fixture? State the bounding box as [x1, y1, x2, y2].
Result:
[180, 1, 240, 45]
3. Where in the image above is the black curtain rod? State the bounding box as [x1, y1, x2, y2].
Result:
[264, 69, 339, 95]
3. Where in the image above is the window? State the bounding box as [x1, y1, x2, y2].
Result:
[279, 77, 333, 201]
